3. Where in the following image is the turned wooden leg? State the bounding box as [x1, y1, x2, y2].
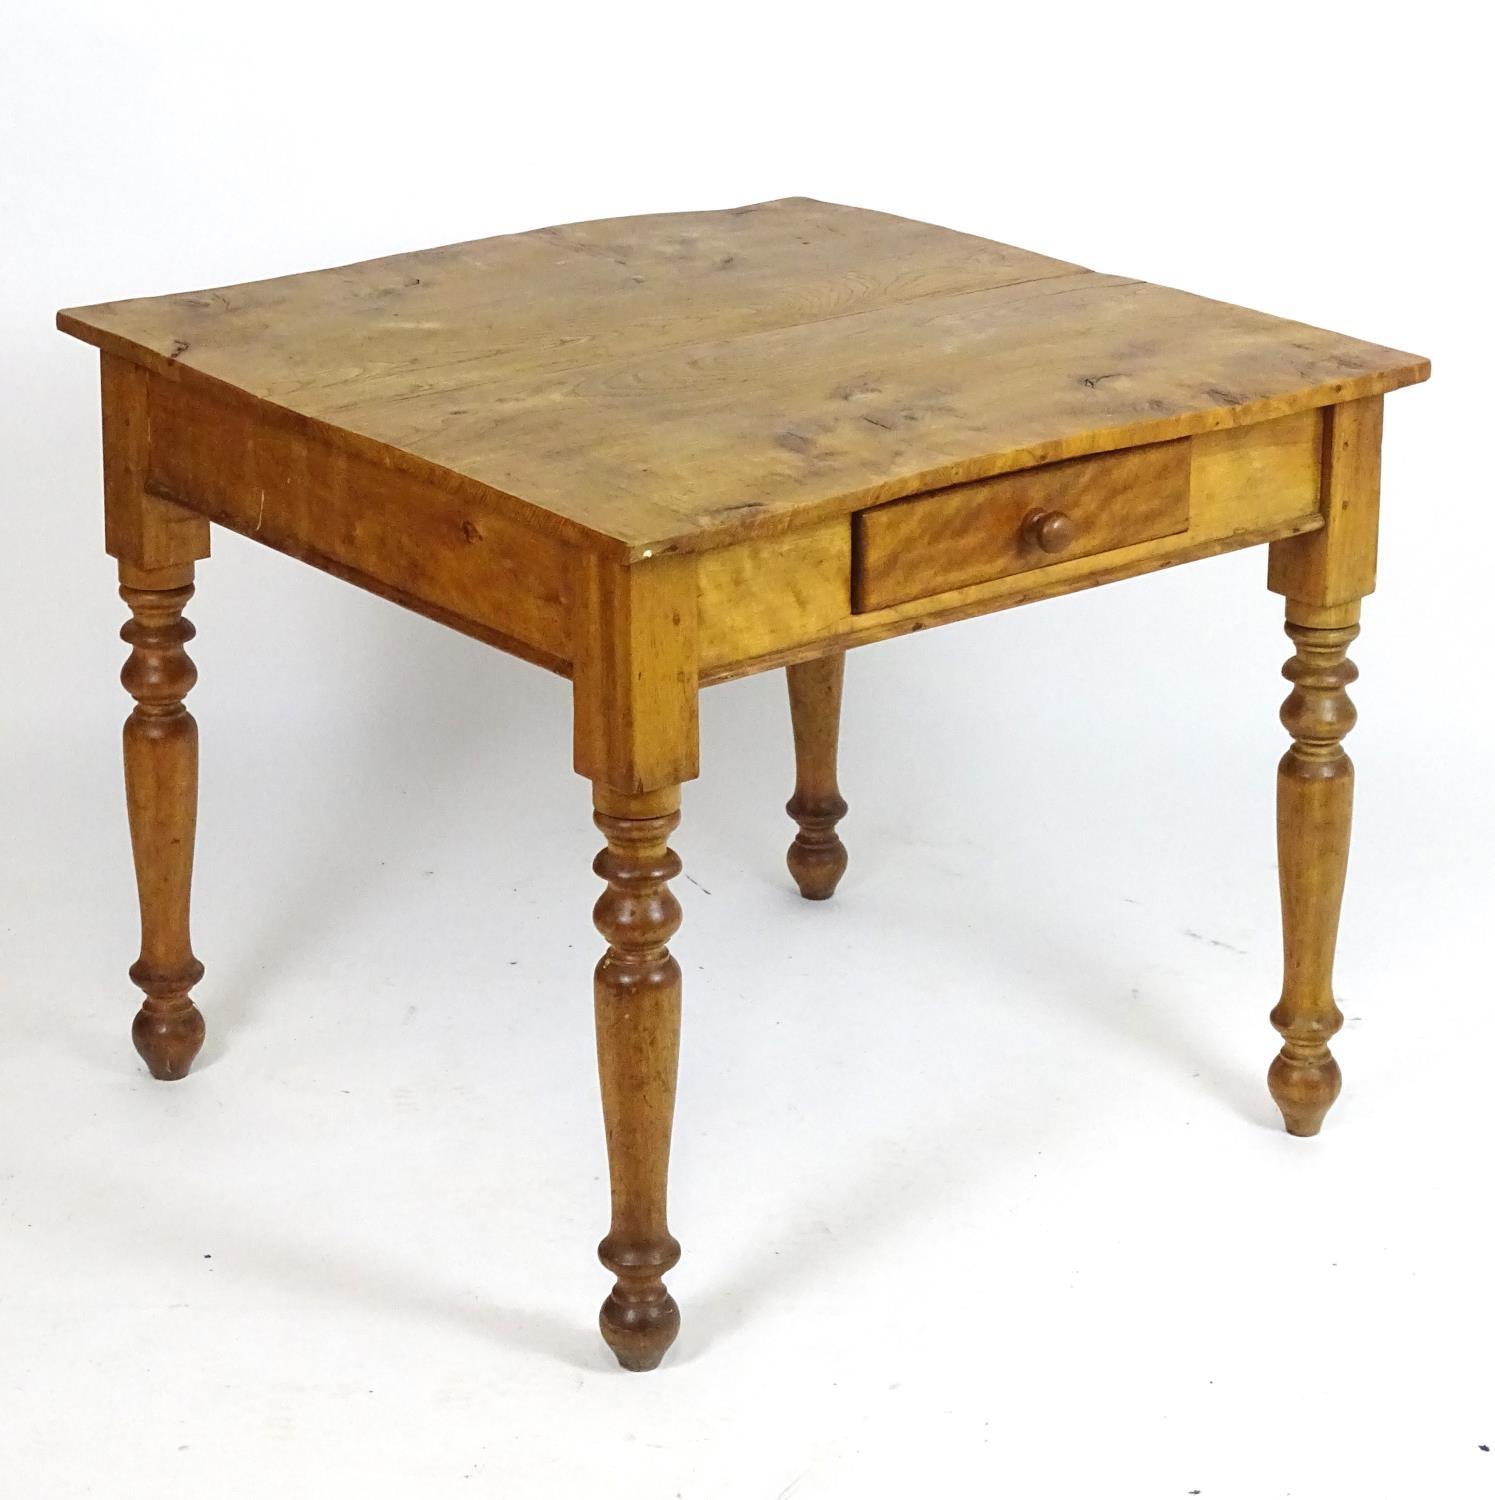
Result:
[592, 784, 683, 1371]
[1269, 602, 1360, 1136]
[120, 563, 205, 1081]
[785, 653, 848, 900]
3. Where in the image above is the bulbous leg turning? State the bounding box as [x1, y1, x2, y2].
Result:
[598, 1233, 682, 1372]
[130, 962, 207, 1081]
[120, 568, 206, 1080]
[592, 784, 684, 1371]
[1269, 606, 1359, 1136]
[785, 654, 849, 900]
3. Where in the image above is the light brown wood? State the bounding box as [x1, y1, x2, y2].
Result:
[1192, 406, 1324, 524]
[1264, 390, 1386, 1135]
[592, 784, 684, 1371]
[59, 199, 1427, 561]
[1268, 395, 1383, 607]
[1270, 607, 1359, 1135]
[104, 354, 210, 1080]
[853, 438, 1190, 612]
[101, 353, 210, 571]
[696, 519, 849, 674]
[147, 371, 575, 672]
[698, 408, 1327, 683]
[785, 654, 849, 900]
[61, 199, 1430, 1371]
[572, 554, 699, 793]
[120, 567, 206, 1080]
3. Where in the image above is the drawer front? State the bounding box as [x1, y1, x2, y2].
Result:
[852, 439, 1191, 612]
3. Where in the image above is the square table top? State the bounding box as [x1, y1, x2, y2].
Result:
[58, 197, 1428, 560]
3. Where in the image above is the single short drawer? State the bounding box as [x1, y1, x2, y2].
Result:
[852, 439, 1192, 612]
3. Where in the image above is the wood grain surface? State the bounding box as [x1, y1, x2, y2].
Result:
[59, 198, 1428, 559]
[853, 437, 1191, 611]
[697, 407, 1329, 679]
[63, 197, 1431, 1371]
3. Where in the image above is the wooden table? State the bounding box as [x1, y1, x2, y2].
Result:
[59, 198, 1429, 1371]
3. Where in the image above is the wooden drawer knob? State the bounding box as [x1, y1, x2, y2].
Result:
[1022, 507, 1077, 554]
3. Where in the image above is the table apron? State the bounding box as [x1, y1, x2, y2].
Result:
[697, 407, 1327, 683]
[140, 371, 577, 675]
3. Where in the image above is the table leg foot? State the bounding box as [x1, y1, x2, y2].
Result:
[599, 1243, 682, 1371]
[592, 784, 684, 1372]
[1269, 606, 1358, 1136]
[131, 980, 206, 1082]
[121, 569, 206, 1081]
[786, 654, 848, 901]
[1267, 1050, 1341, 1138]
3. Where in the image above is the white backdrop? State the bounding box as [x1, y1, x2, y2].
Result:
[3, 4, 1490, 1497]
